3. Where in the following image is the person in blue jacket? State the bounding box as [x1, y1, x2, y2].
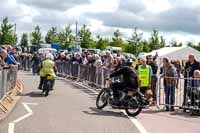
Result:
[4, 52, 17, 65]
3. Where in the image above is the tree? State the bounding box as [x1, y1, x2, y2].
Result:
[110, 29, 125, 47]
[186, 41, 200, 51]
[170, 39, 178, 47]
[125, 27, 143, 56]
[96, 35, 109, 50]
[62, 25, 75, 48]
[178, 42, 183, 47]
[56, 25, 75, 49]
[149, 29, 161, 51]
[187, 41, 193, 47]
[20, 33, 28, 48]
[45, 27, 57, 44]
[160, 36, 166, 47]
[31, 25, 42, 45]
[0, 17, 16, 45]
[78, 24, 95, 48]
[142, 40, 151, 53]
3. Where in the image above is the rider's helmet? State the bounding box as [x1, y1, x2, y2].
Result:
[126, 58, 133, 67]
[46, 53, 54, 60]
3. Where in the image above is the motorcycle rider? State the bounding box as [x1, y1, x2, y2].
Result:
[109, 60, 139, 106]
[38, 53, 57, 90]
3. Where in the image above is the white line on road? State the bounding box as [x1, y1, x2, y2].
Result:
[122, 110, 148, 133]
[8, 103, 38, 133]
[8, 123, 15, 133]
[13, 113, 32, 123]
[73, 82, 148, 133]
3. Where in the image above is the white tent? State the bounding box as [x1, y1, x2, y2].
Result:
[38, 48, 57, 54]
[141, 46, 200, 60]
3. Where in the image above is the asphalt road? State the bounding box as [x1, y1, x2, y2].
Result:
[0, 71, 140, 133]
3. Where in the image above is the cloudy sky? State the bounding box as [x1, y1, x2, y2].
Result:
[1, 0, 200, 44]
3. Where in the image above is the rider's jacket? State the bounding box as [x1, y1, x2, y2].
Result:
[110, 66, 138, 89]
[39, 59, 56, 79]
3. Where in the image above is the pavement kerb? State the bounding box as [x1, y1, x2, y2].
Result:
[0, 80, 24, 121]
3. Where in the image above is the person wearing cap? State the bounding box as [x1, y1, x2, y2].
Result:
[4, 46, 17, 66]
[138, 58, 153, 98]
[146, 55, 158, 103]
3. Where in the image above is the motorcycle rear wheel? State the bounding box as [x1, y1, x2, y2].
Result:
[44, 81, 51, 97]
[125, 98, 143, 117]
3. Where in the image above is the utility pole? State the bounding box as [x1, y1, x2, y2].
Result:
[75, 21, 78, 45]
[13, 23, 16, 46]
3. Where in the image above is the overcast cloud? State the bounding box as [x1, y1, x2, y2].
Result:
[0, 0, 200, 43]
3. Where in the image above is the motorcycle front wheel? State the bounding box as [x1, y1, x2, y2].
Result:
[96, 88, 110, 109]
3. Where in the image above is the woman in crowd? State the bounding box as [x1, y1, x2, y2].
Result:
[162, 58, 177, 111]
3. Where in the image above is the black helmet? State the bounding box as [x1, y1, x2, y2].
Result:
[126, 58, 133, 66]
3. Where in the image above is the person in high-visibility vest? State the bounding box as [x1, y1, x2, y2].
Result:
[138, 58, 153, 98]
[38, 53, 57, 90]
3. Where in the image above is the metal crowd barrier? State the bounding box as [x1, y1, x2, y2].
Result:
[56, 62, 111, 88]
[0, 66, 18, 100]
[158, 76, 200, 111]
[18, 55, 32, 71]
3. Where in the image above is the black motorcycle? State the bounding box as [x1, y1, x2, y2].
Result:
[42, 74, 54, 96]
[96, 80, 146, 117]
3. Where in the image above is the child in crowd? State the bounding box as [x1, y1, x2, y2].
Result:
[193, 70, 200, 87]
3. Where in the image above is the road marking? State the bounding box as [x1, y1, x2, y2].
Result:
[122, 110, 148, 133]
[13, 113, 32, 123]
[73, 82, 148, 133]
[8, 103, 38, 133]
[8, 123, 15, 133]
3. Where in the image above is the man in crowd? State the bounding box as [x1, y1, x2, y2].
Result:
[138, 58, 153, 97]
[183, 54, 200, 111]
[56, 52, 68, 62]
[162, 58, 177, 111]
[0, 48, 7, 67]
[70, 53, 82, 64]
[31, 52, 41, 75]
[87, 55, 95, 65]
[3, 46, 17, 66]
[146, 55, 158, 103]
[82, 51, 89, 65]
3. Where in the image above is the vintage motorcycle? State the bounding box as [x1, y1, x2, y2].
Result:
[96, 79, 148, 117]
